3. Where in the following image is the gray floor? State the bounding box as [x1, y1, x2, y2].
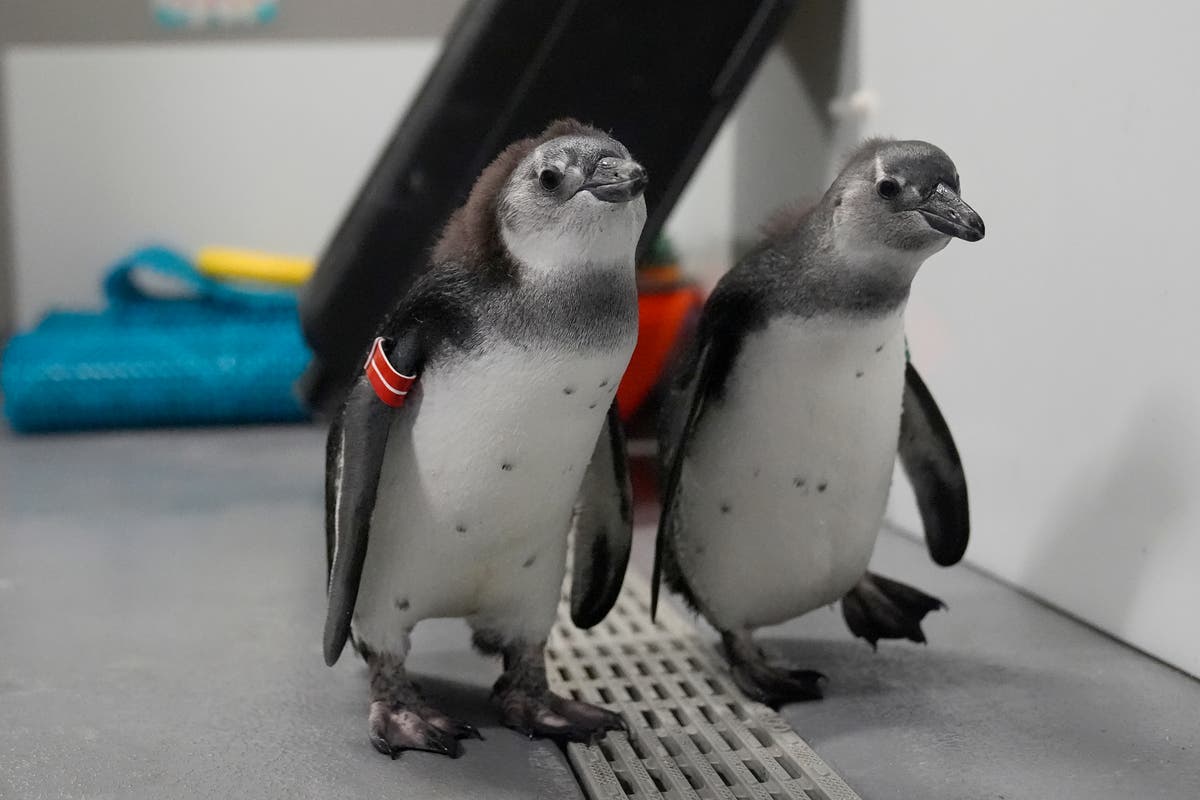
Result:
[743, 535, 1200, 799]
[1, 425, 1197, 799]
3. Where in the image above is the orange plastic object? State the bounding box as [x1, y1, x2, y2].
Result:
[616, 266, 706, 421]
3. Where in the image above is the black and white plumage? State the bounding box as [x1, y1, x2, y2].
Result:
[324, 119, 647, 757]
[653, 139, 983, 707]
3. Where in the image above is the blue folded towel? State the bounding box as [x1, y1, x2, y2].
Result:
[1, 246, 312, 433]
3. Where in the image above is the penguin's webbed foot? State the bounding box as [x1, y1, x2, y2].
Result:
[489, 638, 623, 743]
[729, 662, 827, 709]
[493, 686, 625, 743]
[841, 571, 946, 649]
[368, 700, 483, 760]
[722, 630, 826, 709]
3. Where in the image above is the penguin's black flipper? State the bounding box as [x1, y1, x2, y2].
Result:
[323, 330, 422, 667]
[898, 361, 970, 566]
[651, 340, 718, 620]
[651, 279, 758, 620]
[570, 402, 634, 629]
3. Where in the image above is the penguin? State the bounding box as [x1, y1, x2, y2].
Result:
[651, 138, 984, 707]
[324, 119, 648, 757]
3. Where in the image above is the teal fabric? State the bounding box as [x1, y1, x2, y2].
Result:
[1, 246, 311, 433]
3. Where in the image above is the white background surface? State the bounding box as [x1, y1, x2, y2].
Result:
[866, 1, 1200, 677]
[4, 42, 436, 325]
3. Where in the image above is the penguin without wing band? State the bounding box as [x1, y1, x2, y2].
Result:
[324, 120, 647, 757]
[653, 139, 984, 707]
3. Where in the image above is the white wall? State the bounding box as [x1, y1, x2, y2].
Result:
[3, 41, 438, 325]
[864, 1, 1200, 677]
[661, 121, 735, 286]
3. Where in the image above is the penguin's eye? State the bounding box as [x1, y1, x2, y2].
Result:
[876, 178, 901, 199]
[538, 168, 563, 192]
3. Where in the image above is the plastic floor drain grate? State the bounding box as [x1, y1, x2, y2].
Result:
[548, 573, 861, 800]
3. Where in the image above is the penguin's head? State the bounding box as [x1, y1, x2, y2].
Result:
[435, 120, 647, 274]
[494, 121, 648, 272]
[831, 139, 984, 264]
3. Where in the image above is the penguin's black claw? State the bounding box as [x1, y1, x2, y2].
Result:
[722, 630, 826, 708]
[841, 571, 946, 648]
[368, 700, 476, 759]
[493, 687, 625, 744]
[728, 660, 827, 709]
[458, 722, 486, 741]
[787, 667, 828, 684]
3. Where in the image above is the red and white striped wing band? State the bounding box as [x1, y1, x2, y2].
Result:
[364, 336, 416, 408]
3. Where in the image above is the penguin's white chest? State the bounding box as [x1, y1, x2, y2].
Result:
[675, 310, 907, 630]
[352, 340, 631, 652]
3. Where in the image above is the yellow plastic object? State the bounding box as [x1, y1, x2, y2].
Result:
[196, 248, 314, 286]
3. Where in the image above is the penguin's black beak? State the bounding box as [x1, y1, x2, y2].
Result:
[917, 183, 985, 242]
[580, 158, 648, 203]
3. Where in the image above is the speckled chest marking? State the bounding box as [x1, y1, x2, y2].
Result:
[675, 309, 908, 630]
[351, 334, 633, 654]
